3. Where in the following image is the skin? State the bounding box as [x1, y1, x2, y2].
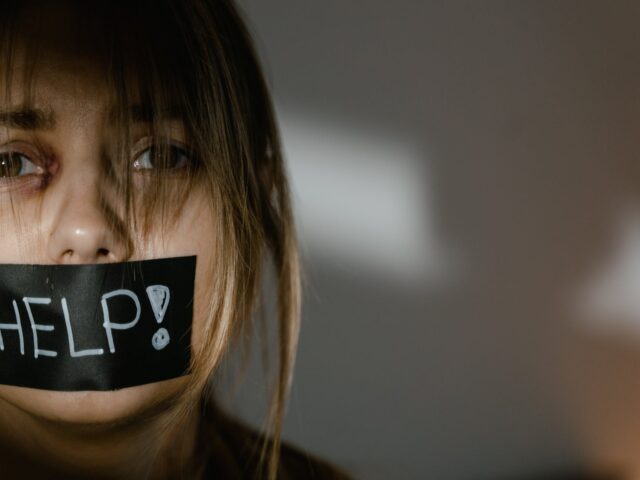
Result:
[0, 36, 216, 479]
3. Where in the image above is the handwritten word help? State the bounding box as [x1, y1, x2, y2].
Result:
[0, 286, 171, 359]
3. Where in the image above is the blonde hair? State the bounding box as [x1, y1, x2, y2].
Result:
[0, 0, 301, 478]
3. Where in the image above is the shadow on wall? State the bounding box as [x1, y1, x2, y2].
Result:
[225, 1, 640, 479]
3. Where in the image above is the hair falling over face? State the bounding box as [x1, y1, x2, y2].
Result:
[0, 0, 301, 478]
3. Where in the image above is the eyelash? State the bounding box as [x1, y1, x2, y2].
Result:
[0, 143, 196, 188]
[132, 145, 196, 172]
[0, 151, 43, 178]
[0, 145, 50, 193]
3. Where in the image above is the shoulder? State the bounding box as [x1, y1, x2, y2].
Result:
[197, 401, 353, 480]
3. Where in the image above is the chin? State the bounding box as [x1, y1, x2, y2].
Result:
[0, 376, 189, 427]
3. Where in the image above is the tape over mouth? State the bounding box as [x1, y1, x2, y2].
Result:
[0, 255, 195, 391]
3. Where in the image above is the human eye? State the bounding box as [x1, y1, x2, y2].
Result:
[132, 144, 195, 172]
[0, 150, 44, 179]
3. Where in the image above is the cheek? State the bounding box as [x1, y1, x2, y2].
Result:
[136, 191, 217, 356]
[184, 200, 217, 356]
[0, 201, 45, 264]
[0, 219, 23, 262]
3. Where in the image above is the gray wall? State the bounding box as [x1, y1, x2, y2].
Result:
[225, 2, 640, 479]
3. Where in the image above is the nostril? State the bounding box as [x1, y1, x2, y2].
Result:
[48, 212, 124, 264]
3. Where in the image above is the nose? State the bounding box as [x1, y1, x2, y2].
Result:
[47, 182, 129, 265]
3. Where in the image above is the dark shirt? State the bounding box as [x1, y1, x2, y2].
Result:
[196, 401, 353, 479]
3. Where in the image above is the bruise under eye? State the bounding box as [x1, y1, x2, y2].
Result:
[132, 145, 196, 172]
[0, 152, 41, 178]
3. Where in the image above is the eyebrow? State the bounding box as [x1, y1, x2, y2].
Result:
[127, 104, 182, 123]
[0, 108, 56, 130]
[0, 104, 182, 131]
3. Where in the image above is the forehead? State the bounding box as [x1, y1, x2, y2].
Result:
[2, 3, 170, 110]
[0, 63, 188, 150]
[1, 2, 203, 139]
[1, 42, 181, 132]
[4, 56, 109, 112]
[2, 8, 118, 118]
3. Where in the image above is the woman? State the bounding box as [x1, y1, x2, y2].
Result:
[0, 0, 350, 478]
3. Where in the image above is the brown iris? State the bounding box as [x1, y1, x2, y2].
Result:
[134, 145, 193, 171]
[0, 152, 24, 178]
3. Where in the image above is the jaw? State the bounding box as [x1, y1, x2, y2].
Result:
[0, 376, 198, 478]
[0, 375, 189, 426]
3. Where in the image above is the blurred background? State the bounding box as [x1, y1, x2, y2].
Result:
[222, 1, 640, 479]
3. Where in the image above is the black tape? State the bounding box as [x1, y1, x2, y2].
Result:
[0, 256, 195, 391]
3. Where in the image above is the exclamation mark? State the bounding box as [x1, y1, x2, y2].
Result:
[146, 285, 171, 350]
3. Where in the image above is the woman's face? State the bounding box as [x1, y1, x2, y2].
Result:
[0, 42, 216, 425]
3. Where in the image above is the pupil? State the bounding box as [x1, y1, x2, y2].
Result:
[0, 153, 22, 178]
[151, 146, 185, 169]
